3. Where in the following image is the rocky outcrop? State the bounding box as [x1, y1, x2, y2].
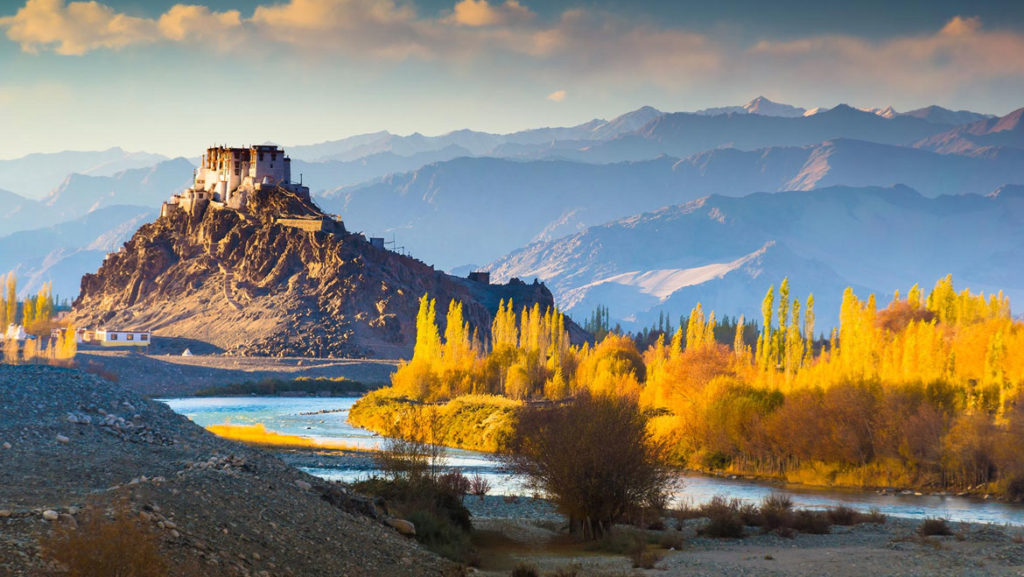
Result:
[71, 185, 565, 358]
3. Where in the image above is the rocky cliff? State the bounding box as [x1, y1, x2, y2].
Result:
[70, 185, 561, 358]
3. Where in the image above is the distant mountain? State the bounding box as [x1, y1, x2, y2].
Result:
[487, 186, 1024, 329]
[0, 188, 51, 234]
[288, 107, 665, 164]
[320, 156, 685, 270]
[0, 147, 167, 199]
[293, 145, 474, 195]
[0, 205, 156, 298]
[322, 140, 1024, 271]
[575, 104, 953, 162]
[675, 138, 1024, 196]
[696, 96, 806, 118]
[914, 107, 1024, 154]
[902, 105, 995, 126]
[42, 158, 194, 221]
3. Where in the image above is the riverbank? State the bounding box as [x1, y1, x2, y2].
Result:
[462, 495, 1024, 577]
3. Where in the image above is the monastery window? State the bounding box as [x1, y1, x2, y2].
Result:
[140, 334, 148, 341]
[109, 334, 118, 341]
[127, 334, 134, 341]
[234, 168, 240, 176]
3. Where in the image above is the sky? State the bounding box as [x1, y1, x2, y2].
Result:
[0, 0, 1023, 159]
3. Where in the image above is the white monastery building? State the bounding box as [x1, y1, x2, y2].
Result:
[162, 145, 310, 217]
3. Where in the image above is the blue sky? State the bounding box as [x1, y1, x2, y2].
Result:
[0, 0, 1022, 159]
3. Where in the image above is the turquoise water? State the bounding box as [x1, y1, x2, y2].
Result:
[162, 396, 1024, 526]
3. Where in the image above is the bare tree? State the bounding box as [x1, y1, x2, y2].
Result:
[503, 392, 674, 539]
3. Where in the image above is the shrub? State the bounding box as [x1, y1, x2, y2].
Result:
[549, 564, 581, 577]
[351, 475, 473, 561]
[825, 505, 860, 525]
[1003, 475, 1024, 502]
[439, 469, 471, 498]
[864, 507, 886, 524]
[792, 510, 831, 534]
[510, 563, 539, 577]
[39, 504, 167, 577]
[469, 473, 492, 501]
[759, 494, 793, 532]
[697, 496, 744, 538]
[918, 517, 953, 536]
[738, 502, 762, 526]
[630, 544, 663, 569]
[658, 531, 685, 550]
[503, 393, 672, 539]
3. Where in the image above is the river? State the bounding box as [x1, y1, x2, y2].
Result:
[161, 396, 1024, 526]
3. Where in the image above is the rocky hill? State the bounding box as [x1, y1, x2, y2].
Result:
[69, 185, 561, 358]
[0, 364, 454, 576]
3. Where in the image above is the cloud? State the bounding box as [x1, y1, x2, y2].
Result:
[747, 15, 1024, 96]
[158, 5, 243, 46]
[546, 89, 566, 102]
[1, 1, 1022, 107]
[447, 0, 533, 27]
[0, 0, 158, 55]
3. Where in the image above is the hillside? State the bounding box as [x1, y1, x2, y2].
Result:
[69, 185, 561, 358]
[487, 186, 1024, 329]
[0, 364, 452, 576]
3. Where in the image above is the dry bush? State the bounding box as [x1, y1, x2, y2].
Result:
[864, 507, 887, 524]
[697, 496, 744, 538]
[918, 517, 953, 536]
[759, 494, 793, 532]
[81, 360, 119, 383]
[548, 564, 581, 577]
[791, 510, 831, 534]
[510, 563, 539, 577]
[469, 473, 491, 501]
[825, 505, 859, 525]
[439, 469, 471, 498]
[39, 504, 167, 577]
[630, 542, 663, 569]
[503, 393, 672, 539]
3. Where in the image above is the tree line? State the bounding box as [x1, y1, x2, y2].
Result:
[360, 275, 1024, 497]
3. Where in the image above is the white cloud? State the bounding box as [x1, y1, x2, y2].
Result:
[0, 0, 158, 55]
[447, 0, 533, 27]
[546, 89, 566, 102]
[158, 4, 243, 47]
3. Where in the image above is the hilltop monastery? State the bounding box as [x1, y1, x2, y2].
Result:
[161, 145, 310, 217]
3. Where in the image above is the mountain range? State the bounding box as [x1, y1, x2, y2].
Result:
[487, 185, 1024, 330]
[1, 97, 1021, 337]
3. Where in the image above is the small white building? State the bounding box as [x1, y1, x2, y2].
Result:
[93, 330, 151, 347]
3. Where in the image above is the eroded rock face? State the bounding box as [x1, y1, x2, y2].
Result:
[71, 186, 560, 358]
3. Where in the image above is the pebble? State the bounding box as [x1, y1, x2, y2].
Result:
[42, 510, 59, 521]
[2, 442, 11, 449]
[0, 510, 11, 517]
[294, 480, 312, 491]
[55, 435, 69, 444]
